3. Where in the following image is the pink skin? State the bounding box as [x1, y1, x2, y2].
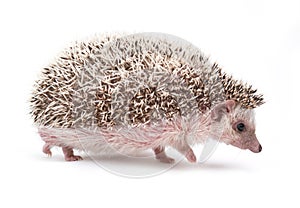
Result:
[229, 120, 262, 153]
[42, 141, 193, 163]
[42, 143, 52, 156]
[38, 99, 261, 163]
[153, 144, 196, 163]
[40, 131, 195, 163]
[171, 141, 197, 163]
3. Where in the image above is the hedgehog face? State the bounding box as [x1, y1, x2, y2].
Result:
[211, 100, 262, 153]
[228, 117, 262, 153]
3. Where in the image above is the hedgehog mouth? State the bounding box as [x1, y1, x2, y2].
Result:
[230, 139, 262, 153]
[229, 140, 246, 150]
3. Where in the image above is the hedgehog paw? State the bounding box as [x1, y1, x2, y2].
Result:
[62, 147, 83, 162]
[153, 146, 175, 163]
[65, 155, 83, 161]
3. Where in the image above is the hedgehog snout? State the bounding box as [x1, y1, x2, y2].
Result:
[247, 134, 262, 153]
[250, 143, 262, 153]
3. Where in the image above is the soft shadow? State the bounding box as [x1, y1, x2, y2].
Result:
[33, 151, 249, 174]
[84, 154, 248, 172]
[83, 153, 177, 169]
[172, 160, 248, 171]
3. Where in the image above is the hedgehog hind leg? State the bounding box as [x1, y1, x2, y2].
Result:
[153, 146, 175, 163]
[43, 143, 53, 157]
[42, 142, 82, 161]
[39, 130, 54, 157]
[62, 146, 83, 161]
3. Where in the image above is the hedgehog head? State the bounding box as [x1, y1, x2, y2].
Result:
[211, 100, 262, 153]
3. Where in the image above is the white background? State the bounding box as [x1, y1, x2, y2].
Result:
[1, 0, 299, 207]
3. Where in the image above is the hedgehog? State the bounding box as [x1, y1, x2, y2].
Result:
[30, 33, 264, 163]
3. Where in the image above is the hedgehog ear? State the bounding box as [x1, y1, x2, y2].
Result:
[211, 100, 236, 121]
[224, 100, 235, 113]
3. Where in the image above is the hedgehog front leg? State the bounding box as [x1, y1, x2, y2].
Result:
[153, 146, 175, 163]
[172, 141, 197, 163]
[62, 147, 83, 161]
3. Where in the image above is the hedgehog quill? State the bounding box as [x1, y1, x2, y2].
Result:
[30, 33, 264, 162]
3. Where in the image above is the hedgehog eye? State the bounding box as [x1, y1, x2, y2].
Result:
[237, 123, 245, 132]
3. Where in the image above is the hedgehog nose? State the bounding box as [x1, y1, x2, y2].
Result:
[258, 144, 262, 152]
